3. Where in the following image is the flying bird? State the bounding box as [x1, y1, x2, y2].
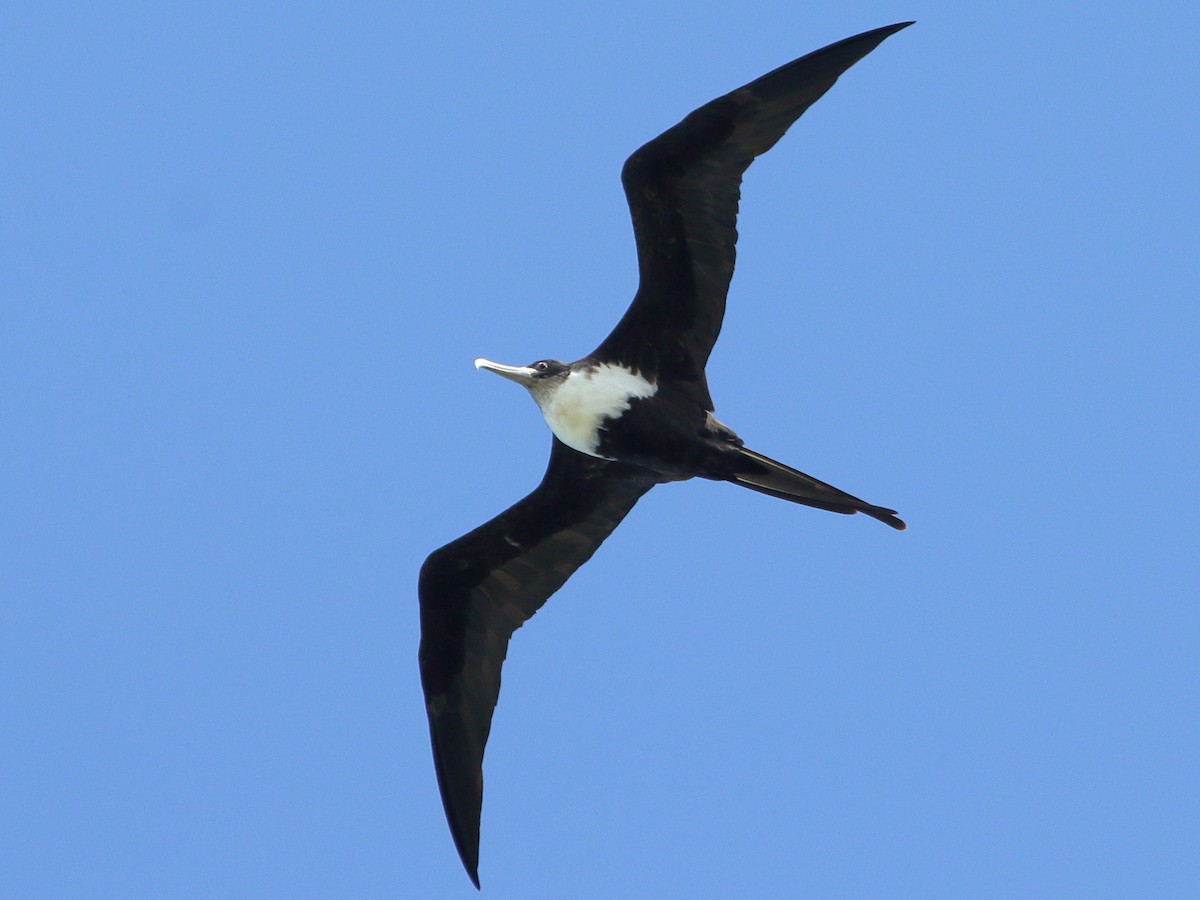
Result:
[419, 22, 912, 888]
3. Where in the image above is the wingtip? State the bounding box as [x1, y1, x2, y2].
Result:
[454, 835, 481, 889]
[863, 21, 915, 43]
[453, 827, 481, 889]
[871, 21, 916, 42]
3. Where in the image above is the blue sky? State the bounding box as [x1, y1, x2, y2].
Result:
[3, 3, 1197, 897]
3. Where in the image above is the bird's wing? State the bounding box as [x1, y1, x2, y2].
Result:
[592, 22, 912, 409]
[418, 439, 658, 888]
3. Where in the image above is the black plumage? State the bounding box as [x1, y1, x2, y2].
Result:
[419, 23, 913, 888]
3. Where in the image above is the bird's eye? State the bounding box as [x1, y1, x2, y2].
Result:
[535, 361, 549, 372]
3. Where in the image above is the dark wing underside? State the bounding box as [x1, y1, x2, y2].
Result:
[592, 22, 913, 409]
[418, 440, 658, 888]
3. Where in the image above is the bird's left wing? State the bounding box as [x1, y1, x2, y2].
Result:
[594, 22, 912, 409]
[418, 438, 659, 888]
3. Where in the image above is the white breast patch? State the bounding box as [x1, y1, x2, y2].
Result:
[538, 364, 657, 458]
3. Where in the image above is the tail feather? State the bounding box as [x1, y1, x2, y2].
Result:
[731, 447, 906, 530]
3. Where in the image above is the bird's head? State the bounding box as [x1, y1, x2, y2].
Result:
[474, 358, 570, 407]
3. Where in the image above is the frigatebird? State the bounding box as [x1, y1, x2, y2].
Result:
[419, 22, 911, 887]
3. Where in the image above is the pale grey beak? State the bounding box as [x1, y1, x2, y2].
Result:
[474, 358, 537, 386]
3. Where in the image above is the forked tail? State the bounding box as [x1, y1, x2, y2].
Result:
[731, 447, 906, 530]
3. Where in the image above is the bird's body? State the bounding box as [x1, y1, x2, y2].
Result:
[531, 362, 660, 461]
[420, 23, 914, 888]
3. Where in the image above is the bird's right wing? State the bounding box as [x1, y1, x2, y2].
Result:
[418, 439, 658, 887]
[594, 22, 912, 409]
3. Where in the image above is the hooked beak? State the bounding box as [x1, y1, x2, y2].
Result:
[474, 358, 537, 386]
